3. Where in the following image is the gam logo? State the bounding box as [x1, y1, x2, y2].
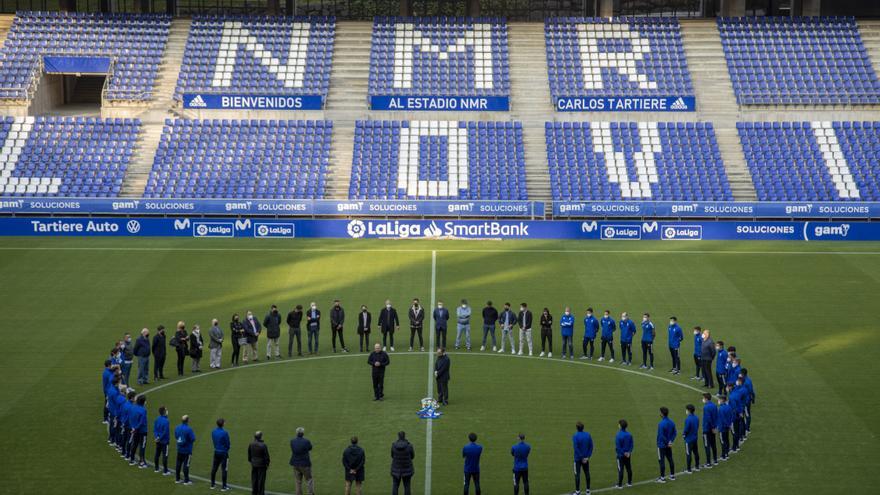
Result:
[812, 223, 850, 239]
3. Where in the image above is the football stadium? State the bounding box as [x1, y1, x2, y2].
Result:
[1, 1, 879, 494]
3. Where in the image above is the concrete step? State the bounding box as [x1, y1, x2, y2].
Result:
[120, 123, 166, 198]
[149, 18, 191, 117]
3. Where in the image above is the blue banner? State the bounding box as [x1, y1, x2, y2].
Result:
[43, 56, 111, 74]
[2, 217, 879, 241]
[552, 201, 880, 219]
[182, 93, 324, 110]
[370, 95, 510, 111]
[555, 96, 695, 112]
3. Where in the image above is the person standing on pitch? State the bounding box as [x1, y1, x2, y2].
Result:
[264, 305, 282, 360]
[152, 325, 167, 380]
[230, 314, 245, 366]
[598, 310, 616, 362]
[701, 393, 719, 467]
[572, 421, 593, 495]
[133, 328, 151, 385]
[619, 312, 636, 366]
[248, 431, 270, 495]
[120, 333, 134, 385]
[740, 368, 755, 434]
[306, 302, 321, 355]
[539, 307, 554, 358]
[173, 324, 189, 376]
[462, 432, 482, 495]
[582, 308, 599, 359]
[408, 298, 425, 352]
[290, 427, 315, 495]
[174, 415, 196, 485]
[435, 347, 451, 405]
[511, 433, 531, 495]
[700, 330, 716, 389]
[189, 325, 204, 373]
[717, 395, 732, 460]
[714, 341, 727, 396]
[455, 299, 472, 351]
[368, 343, 390, 401]
[330, 299, 349, 353]
[433, 301, 450, 350]
[128, 395, 148, 467]
[357, 305, 372, 353]
[342, 436, 366, 495]
[615, 419, 634, 489]
[390, 432, 415, 495]
[286, 305, 303, 357]
[667, 317, 683, 374]
[210, 418, 231, 491]
[498, 302, 517, 354]
[517, 303, 534, 356]
[153, 406, 171, 475]
[481, 301, 498, 351]
[379, 299, 400, 352]
[683, 404, 700, 473]
[656, 407, 677, 483]
[208, 319, 224, 369]
[691, 326, 703, 380]
[243, 312, 261, 364]
[560, 307, 575, 359]
[640, 313, 655, 369]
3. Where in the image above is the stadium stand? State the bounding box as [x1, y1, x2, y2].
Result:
[0, 115, 139, 197]
[545, 121, 732, 201]
[173, 15, 335, 102]
[143, 118, 332, 199]
[368, 17, 510, 97]
[544, 17, 694, 100]
[718, 16, 880, 105]
[0, 11, 170, 101]
[738, 121, 879, 201]
[349, 120, 526, 200]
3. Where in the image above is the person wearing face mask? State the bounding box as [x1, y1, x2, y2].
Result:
[264, 305, 282, 360]
[701, 392, 719, 467]
[455, 299, 472, 351]
[368, 343, 390, 400]
[306, 302, 321, 355]
[330, 299, 349, 353]
[667, 317, 683, 374]
[208, 319, 223, 369]
[433, 301, 450, 350]
[481, 300, 498, 352]
[189, 325, 204, 373]
[243, 311, 261, 364]
[379, 299, 400, 352]
[581, 308, 599, 360]
[497, 302, 517, 354]
[655, 407, 677, 483]
[133, 328, 151, 385]
[683, 404, 700, 474]
[286, 305, 303, 358]
[700, 329, 715, 389]
[434, 347, 451, 405]
[690, 326, 703, 381]
[598, 310, 616, 363]
[357, 305, 372, 353]
[714, 341, 727, 396]
[560, 307, 575, 359]
[171, 322, 189, 376]
[619, 312, 636, 366]
[408, 298, 425, 352]
[539, 307, 554, 358]
[517, 303, 533, 357]
[120, 333, 134, 385]
[230, 314, 244, 367]
[152, 324, 167, 380]
[640, 313, 655, 370]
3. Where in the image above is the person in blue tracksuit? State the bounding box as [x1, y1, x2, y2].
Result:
[599, 310, 616, 362]
[701, 393, 718, 467]
[640, 313, 655, 369]
[714, 341, 728, 396]
[128, 395, 149, 467]
[691, 327, 703, 380]
[106, 376, 120, 445]
[725, 354, 740, 390]
[511, 434, 531, 495]
[656, 407, 676, 483]
[154, 406, 171, 475]
[618, 313, 636, 366]
[102, 360, 113, 424]
[120, 391, 135, 458]
[667, 317, 683, 374]
[728, 380, 747, 452]
[682, 404, 700, 473]
[175, 415, 196, 485]
[615, 419, 634, 488]
[582, 308, 599, 359]
[572, 422, 593, 495]
[113, 384, 128, 451]
[740, 368, 755, 434]
[717, 396, 733, 460]
[462, 432, 482, 495]
[211, 418, 231, 490]
[559, 308, 575, 359]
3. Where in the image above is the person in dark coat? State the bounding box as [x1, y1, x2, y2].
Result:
[243, 311, 261, 363]
[367, 343, 390, 400]
[189, 325, 204, 373]
[434, 348, 451, 406]
[378, 299, 400, 352]
[330, 299, 349, 353]
[356, 305, 372, 353]
[172, 321, 189, 376]
[700, 329, 716, 389]
[230, 314, 245, 367]
[287, 305, 303, 357]
[408, 298, 425, 352]
[289, 427, 314, 495]
[133, 328, 151, 385]
[248, 431, 270, 495]
[263, 305, 282, 360]
[433, 301, 450, 350]
[151, 325, 167, 380]
[306, 302, 321, 355]
[390, 431, 415, 495]
[342, 436, 366, 495]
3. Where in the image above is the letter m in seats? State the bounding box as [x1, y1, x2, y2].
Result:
[393, 23, 494, 89]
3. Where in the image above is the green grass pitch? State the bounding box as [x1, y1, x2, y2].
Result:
[0, 238, 878, 494]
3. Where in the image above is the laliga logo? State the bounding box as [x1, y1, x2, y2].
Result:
[125, 220, 141, 234]
[347, 219, 366, 238]
[603, 226, 616, 239]
[423, 221, 442, 238]
[257, 225, 269, 236]
[663, 227, 676, 239]
[195, 224, 209, 236]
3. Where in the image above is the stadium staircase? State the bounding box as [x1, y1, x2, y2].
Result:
[147, 18, 190, 121]
[120, 123, 165, 198]
[0, 14, 13, 50]
[859, 20, 880, 86]
[681, 20, 757, 201]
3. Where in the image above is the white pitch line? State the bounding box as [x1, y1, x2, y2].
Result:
[425, 250, 437, 495]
